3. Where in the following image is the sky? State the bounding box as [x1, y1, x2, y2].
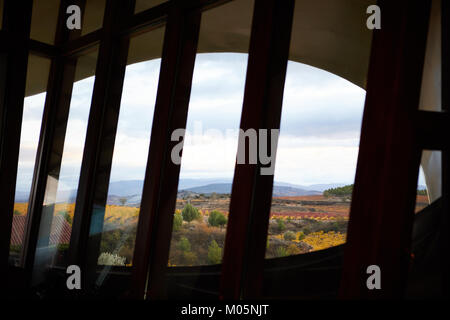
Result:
[15, 52, 426, 193]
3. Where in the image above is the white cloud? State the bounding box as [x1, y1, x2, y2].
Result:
[17, 53, 394, 191]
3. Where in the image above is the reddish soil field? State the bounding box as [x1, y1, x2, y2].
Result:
[277, 195, 327, 201]
[270, 211, 348, 219]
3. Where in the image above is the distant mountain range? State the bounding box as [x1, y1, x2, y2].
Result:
[13, 179, 374, 205]
[181, 183, 323, 197]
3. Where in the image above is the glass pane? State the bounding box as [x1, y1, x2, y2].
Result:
[416, 166, 429, 213]
[168, 0, 254, 268]
[31, 48, 99, 285]
[30, 0, 60, 44]
[82, 0, 106, 36]
[418, 0, 441, 113]
[417, 149, 442, 210]
[134, 0, 167, 14]
[265, 0, 373, 259]
[407, 150, 442, 298]
[93, 28, 165, 269]
[9, 55, 50, 266]
[265, 62, 365, 259]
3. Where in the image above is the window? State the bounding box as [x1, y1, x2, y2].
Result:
[417, 150, 442, 210]
[1, 0, 440, 301]
[263, 0, 374, 259]
[94, 28, 165, 267]
[9, 54, 50, 266]
[168, 53, 248, 266]
[167, 0, 253, 267]
[265, 62, 366, 258]
[31, 48, 99, 283]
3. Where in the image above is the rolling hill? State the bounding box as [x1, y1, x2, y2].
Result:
[14, 179, 354, 206]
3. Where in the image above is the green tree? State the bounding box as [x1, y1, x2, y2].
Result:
[178, 237, 191, 252]
[276, 218, 286, 233]
[13, 210, 21, 215]
[182, 203, 200, 223]
[323, 184, 353, 198]
[119, 197, 127, 206]
[207, 240, 222, 264]
[173, 212, 183, 231]
[208, 210, 227, 228]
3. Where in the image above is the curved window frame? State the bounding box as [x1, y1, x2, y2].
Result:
[1, 0, 441, 300]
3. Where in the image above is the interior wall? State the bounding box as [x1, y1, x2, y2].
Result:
[25, 0, 373, 96]
[419, 0, 442, 202]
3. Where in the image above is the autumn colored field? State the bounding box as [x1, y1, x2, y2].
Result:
[270, 211, 348, 220]
[11, 191, 429, 266]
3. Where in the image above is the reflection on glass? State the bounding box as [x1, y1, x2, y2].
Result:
[9, 55, 50, 266]
[30, 0, 60, 44]
[31, 50, 98, 284]
[416, 166, 430, 213]
[82, 0, 106, 36]
[91, 29, 165, 267]
[265, 61, 366, 258]
[416, 150, 442, 212]
[134, 0, 167, 14]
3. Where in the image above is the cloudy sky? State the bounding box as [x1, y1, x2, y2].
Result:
[16, 52, 425, 193]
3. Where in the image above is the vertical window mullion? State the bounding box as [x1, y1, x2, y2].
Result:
[440, 0, 450, 298]
[219, 0, 295, 300]
[130, 4, 201, 300]
[0, 0, 33, 272]
[340, 1, 431, 298]
[68, 0, 135, 291]
[21, 0, 85, 283]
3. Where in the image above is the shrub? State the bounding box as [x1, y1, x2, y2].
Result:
[183, 251, 198, 265]
[208, 210, 227, 228]
[196, 209, 204, 222]
[13, 210, 21, 216]
[57, 210, 72, 224]
[283, 231, 296, 241]
[173, 212, 183, 231]
[182, 203, 200, 223]
[207, 240, 222, 264]
[286, 244, 301, 255]
[297, 231, 305, 241]
[417, 189, 428, 196]
[98, 252, 126, 266]
[57, 243, 69, 252]
[9, 244, 22, 253]
[178, 237, 191, 252]
[276, 218, 286, 233]
[276, 246, 288, 257]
